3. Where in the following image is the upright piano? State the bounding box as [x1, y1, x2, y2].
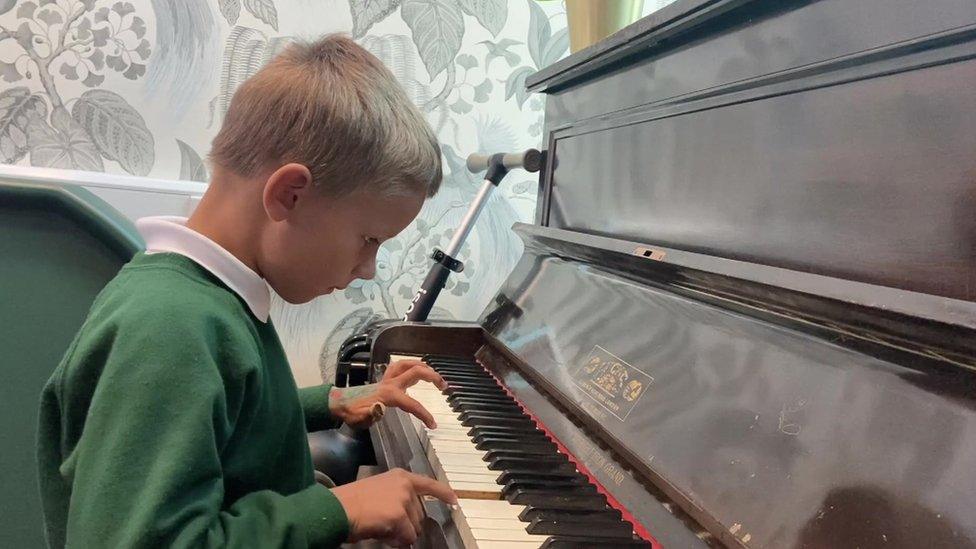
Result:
[359, 0, 976, 547]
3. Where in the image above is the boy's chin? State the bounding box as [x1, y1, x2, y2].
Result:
[274, 287, 319, 305]
[274, 285, 345, 304]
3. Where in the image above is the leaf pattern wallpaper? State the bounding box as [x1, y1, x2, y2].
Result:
[0, 0, 673, 386]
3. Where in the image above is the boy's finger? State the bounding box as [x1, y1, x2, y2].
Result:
[384, 359, 427, 379]
[390, 515, 418, 548]
[392, 364, 446, 391]
[409, 474, 458, 505]
[405, 496, 423, 540]
[387, 391, 437, 429]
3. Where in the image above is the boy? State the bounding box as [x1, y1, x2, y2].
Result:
[37, 35, 456, 548]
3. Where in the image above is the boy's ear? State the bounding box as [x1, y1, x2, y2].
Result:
[263, 163, 313, 222]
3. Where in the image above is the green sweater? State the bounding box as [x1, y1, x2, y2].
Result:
[36, 253, 350, 548]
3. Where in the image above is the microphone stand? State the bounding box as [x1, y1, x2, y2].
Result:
[403, 149, 544, 322]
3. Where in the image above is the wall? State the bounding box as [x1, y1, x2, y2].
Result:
[0, 0, 673, 386]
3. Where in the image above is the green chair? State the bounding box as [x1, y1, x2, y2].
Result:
[0, 180, 143, 548]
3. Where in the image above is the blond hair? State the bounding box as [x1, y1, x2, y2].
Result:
[210, 34, 442, 198]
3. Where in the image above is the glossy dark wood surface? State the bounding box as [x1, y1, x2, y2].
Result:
[532, 0, 976, 302]
[479, 227, 976, 548]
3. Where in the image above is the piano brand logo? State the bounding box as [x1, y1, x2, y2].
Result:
[572, 346, 652, 421]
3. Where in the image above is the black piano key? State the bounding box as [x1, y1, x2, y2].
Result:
[468, 426, 549, 438]
[503, 481, 598, 500]
[483, 448, 564, 462]
[488, 455, 574, 472]
[467, 424, 543, 437]
[433, 368, 493, 378]
[423, 355, 477, 365]
[451, 392, 513, 403]
[527, 518, 636, 539]
[469, 426, 546, 438]
[448, 390, 512, 401]
[463, 415, 537, 429]
[439, 375, 498, 386]
[435, 373, 495, 383]
[496, 470, 587, 485]
[426, 359, 481, 367]
[541, 536, 651, 548]
[437, 370, 498, 384]
[429, 363, 490, 373]
[451, 399, 516, 410]
[471, 429, 551, 441]
[447, 387, 510, 399]
[459, 409, 527, 421]
[471, 431, 556, 446]
[450, 400, 523, 414]
[447, 393, 510, 403]
[448, 390, 511, 400]
[476, 438, 557, 453]
[446, 383, 504, 394]
[444, 380, 503, 391]
[519, 507, 622, 523]
[509, 491, 607, 509]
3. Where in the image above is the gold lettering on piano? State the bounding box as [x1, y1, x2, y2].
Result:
[571, 345, 652, 421]
[568, 431, 627, 487]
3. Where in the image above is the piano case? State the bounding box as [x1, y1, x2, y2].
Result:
[360, 0, 976, 548]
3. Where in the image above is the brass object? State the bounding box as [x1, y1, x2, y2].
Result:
[566, 0, 645, 53]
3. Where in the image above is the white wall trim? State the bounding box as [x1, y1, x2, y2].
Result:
[0, 164, 209, 196]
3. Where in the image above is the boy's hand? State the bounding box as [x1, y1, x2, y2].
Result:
[332, 468, 457, 547]
[329, 359, 447, 430]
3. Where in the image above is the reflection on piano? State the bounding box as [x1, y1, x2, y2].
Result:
[353, 0, 976, 547]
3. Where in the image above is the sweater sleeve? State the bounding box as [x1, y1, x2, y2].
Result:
[58, 310, 349, 548]
[297, 384, 342, 432]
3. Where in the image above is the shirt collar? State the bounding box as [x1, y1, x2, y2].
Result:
[135, 216, 271, 322]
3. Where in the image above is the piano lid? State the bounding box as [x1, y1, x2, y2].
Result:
[474, 0, 976, 547]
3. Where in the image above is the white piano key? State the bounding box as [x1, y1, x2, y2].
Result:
[467, 518, 528, 530]
[448, 482, 505, 497]
[429, 439, 485, 455]
[427, 430, 473, 441]
[430, 451, 489, 464]
[471, 528, 551, 543]
[458, 498, 525, 520]
[443, 472, 500, 484]
[443, 463, 499, 476]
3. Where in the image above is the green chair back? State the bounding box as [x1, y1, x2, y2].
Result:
[0, 180, 142, 547]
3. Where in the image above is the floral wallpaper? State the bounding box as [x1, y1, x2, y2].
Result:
[0, 0, 672, 386]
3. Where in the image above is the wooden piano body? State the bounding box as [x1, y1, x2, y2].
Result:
[362, 0, 976, 547]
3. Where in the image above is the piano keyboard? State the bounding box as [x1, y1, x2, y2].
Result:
[403, 355, 651, 549]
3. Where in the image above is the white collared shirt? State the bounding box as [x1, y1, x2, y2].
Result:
[135, 216, 271, 323]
